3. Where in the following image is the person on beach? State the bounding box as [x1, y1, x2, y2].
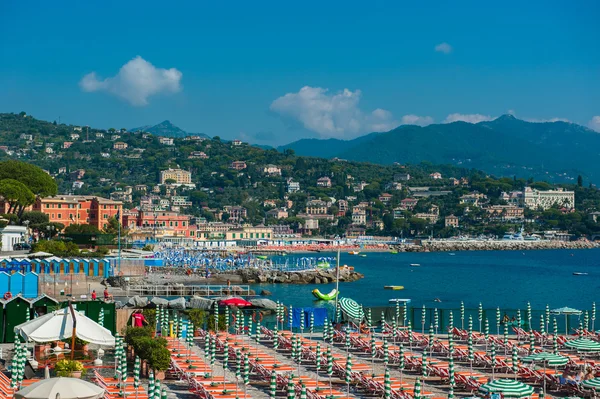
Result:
[132, 310, 148, 327]
[91, 290, 97, 300]
[584, 367, 594, 381]
[103, 288, 112, 301]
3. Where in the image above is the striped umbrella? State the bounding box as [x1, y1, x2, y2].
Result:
[338, 297, 364, 322]
[414, 378, 421, 399]
[235, 309, 241, 334]
[210, 335, 216, 373]
[345, 353, 352, 397]
[336, 303, 341, 323]
[255, 316, 262, 344]
[545, 305, 550, 334]
[133, 356, 141, 393]
[448, 310, 454, 331]
[448, 354, 455, 388]
[460, 301, 465, 330]
[370, 334, 377, 370]
[300, 309, 305, 332]
[484, 318, 489, 344]
[448, 385, 454, 399]
[552, 317, 558, 336]
[213, 303, 219, 331]
[434, 309, 439, 335]
[422, 350, 428, 378]
[581, 377, 600, 389]
[366, 308, 372, 330]
[496, 307, 501, 336]
[578, 320, 584, 338]
[395, 301, 400, 324]
[398, 343, 405, 382]
[407, 320, 413, 348]
[479, 379, 534, 398]
[235, 350, 241, 382]
[552, 333, 558, 354]
[148, 372, 155, 399]
[300, 384, 307, 399]
[309, 311, 314, 337]
[326, 346, 333, 379]
[521, 352, 568, 367]
[345, 329, 351, 351]
[269, 370, 277, 399]
[322, 317, 329, 342]
[273, 323, 279, 350]
[428, 325, 434, 351]
[154, 380, 161, 399]
[517, 310, 522, 330]
[120, 345, 128, 382]
[468, 315, 473, 335]
[468, 330, 474, 372]
[243, 354, 250, 385]
[403, 301, 408, 326]
[225, 305, 230, 333]
[291, 335, 297, 361]
[584, 311, 589, 332]
[287, 378, 294, 399]
[478, 302, 483, 332]
[329, 319, 335, 344]
[448, 329, 454, 356]
[490, 341, 497, 379]
[384, 367, 392, 399]
[540, 315, 545, 339]
[161, 387, 167, 399]
[511, 346, 519, 379]
[204, 333, 210, 364]
[289, 305, 293, 331]
[422, 305, 427, 333]
[504, 324, 509, 354]
[527, 302, 532, 331]
[564, 338, 600, 351]
[248, 315, 253, 338]
[392, 319, 398, 342]
[383, 339, 389, 366]
[592, 302, 596, 332]
[529, 331, 535, 352]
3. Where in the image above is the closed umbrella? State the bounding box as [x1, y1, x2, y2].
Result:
[422, 305, 426, 334]
[326, 346, 333, 397]
[383, 339, 389, 366]
[395, 302, 400, 325]
[428, 325, 434, 351]
[14, 378, 105, 399]
[408, 320, 413, 350]
[460, 302, 465, 330]
[527, 302, 532, 331]
[504, 324, 509, 355]
[422, 350, 428, 378]
[511, 346, 519, 380]
[434, 309, 439, 335]
[273, 323, 279, 350]
[448, 354, 455, 388]
[448, 385, 454, 399]
[578, 320, 583, 338]
[287, 378, 294, 399]
[496, 307, 501, 336]
[345, 353, 352, 397]
[484, 318, 490, 345]
[398, 343, 405, 383]
[345, 329, 351, 352]
[223, 339, 229, 369]
[309, 311, 314, 338]
[448, 329, 454, 357]
[448, 310, 454, 331]
[592, 302, 596, 332]
[414, 378, 421, 399]
[468, 330, 474, 373]
[322, 317, 328, 342]
[545, 305, 550, 334]
[300, 384, 306, 399]
[552, 317, 558, 337]
[404, 301, 408, 327]
[540, 315, 545, 341]
[529, 331, 535, 353]
[148, 372, 155, 399]
[552, 333, 558, 355]
[370, 335, 376, 371]
[384, 367, 392, 399]
[300, 309, 305, 333]
[517, 310, 522, 333]
[480, 379, 534, 398]
[225, 305, 230, 334]
[366, 308, 372, 331]
[289, 305, 294, 331]
[269, 370, 277, 399]
[584, 311, 589, 332]
[478, 302, 483, 332]
[243, 354, 250, 386]
[490, 341, 497, 380]
[468, 315, 473, 336]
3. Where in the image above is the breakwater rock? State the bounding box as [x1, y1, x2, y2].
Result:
[393, 239, 598, 252]
[236, 267, 364, 284]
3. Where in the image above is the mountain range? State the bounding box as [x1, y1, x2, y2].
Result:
[278, 115, 600, 182]
[130, 120, 210, 139]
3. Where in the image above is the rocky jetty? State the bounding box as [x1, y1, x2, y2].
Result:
[393, 239, 598, 252]
[235, 267, 364, 284]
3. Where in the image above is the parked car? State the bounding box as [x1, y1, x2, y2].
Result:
[13, 242, 31, 251]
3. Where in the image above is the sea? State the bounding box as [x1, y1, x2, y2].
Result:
[253, 249, 600, 327]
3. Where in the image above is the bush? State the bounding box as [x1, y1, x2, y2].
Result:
[54, 359, 86, 377]
[187, 309, 226, 332]
[123, 326, 153, 346]
[32, 240, 80, 257]
[135, 337, 170, 372]
[142, 309, 156, 328]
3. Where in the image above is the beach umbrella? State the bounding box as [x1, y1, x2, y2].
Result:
[511, 346, 519, 379]
[133, 356, 141, 391]
[269, 370, 277, 399]
[449, 354, 455, 388]
[204, 333, 210, 363]
[384, 367, 392, 399]
[289, 305, 293, 331]
[422, 349, 428, 378]
[460, 301, 465, 330]
[581, 378, 600, 389]
[496, 307, 501, 336]
[484, 318, 490, 347]
[545, 305, 550, 334]
[478, 302, 483, 332]
[529, 331, 535, 353]
[300, 384, 307, 399]
[161, 387, 167, 399]
[287, 378, 294, 399]
[273, 324, 279, 350]
[154, 379, 161, 399]
[383, 339, 389, 366]
[479, 379, 534, 398]
[434, 309, 439, 335]
[309, 311, 314, 337]
[326, 346, 333, 383]
[248, 316, 253, 338]
[243, 354, 250, 385]
[564, 338, 600, 351]
[300, 309, 305, 332]
[527, 302, 532, 331]
[448, 385, 454, 399]
[398, 344, 405, 382]
[345, 329, 351, 352]
[345, 353, 352, 397]
[414, 378, 421, 399]
[517, 309, 522, 330]
[370, 334, 377, 370]
[336, 303, 341, 324]
[490, 341, 497, 379]
[448, 329, 454, 356]
[291, 335, 297, 362]
[407, 320, 413, 349]
[224, 305, 230, 333]
[468, 330, 474, 372]
[503, 324, 509, 354]
[403, 301, 408, 326]
[422, 305, 426, 333]
[148, 372, 155, 399]
[255, 316, 262, 344]
[540, 315, 545, 337]
[338, 298, 364, 323]
[210, 335, 217, 373]
[392, 319, 397, 343]
[468, 315, 473, 335]
[592, 302, 596, 332]
[395, 301, 400, 324]
[584, 311, 589, 332]
[552, 317, 558, 336]
[448, 310, 454, 331]
[552, 333, 558, 354]
[521, 352, 568, 367]
[366, 308, 372, 330]
[428, 325, 434, 351]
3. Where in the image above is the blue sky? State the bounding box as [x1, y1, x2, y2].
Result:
[1, 0, 599, 145]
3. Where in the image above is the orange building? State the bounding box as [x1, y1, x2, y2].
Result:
[124, 210, 194, 239]
[33, 195, 122, 230]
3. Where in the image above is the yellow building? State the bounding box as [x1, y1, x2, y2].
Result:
[225, 226, 273, 241]
[159, 168, 192, 185]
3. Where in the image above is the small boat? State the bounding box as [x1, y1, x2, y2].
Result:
[573, 272, 588, 276]
[348, 251, 360, 255]
[317, 261, 330, 269]
[389, 298, 411, 304]
[410, 263, 421, 267]
[312, 288, 339, 301]
[390, 250, 398, 254]
[359, 254, 367, 257]
[256, 255, 268, 260]
[448, 253, 456, 256]
[384, 285, 404, 290]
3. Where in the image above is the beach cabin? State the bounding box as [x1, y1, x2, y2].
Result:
[30, 295, 59, 318]
[22, 272, 39, 298]
[0, 272, 9, 298]
[59, 259, 69, 274]
[9, 272, 24, 296]
[30, 259, 42, 274]
[39, 259, 52, 274]
[49, 258, 60, 274]
[99, 259, 110, 278]
[0, 259, 9, 269]
[79, 259, 90, 276]
[70, 301, 116, 334]
[2, 295, 31, 343]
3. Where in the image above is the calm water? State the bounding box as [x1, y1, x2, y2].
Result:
[255, 249, 600, 315]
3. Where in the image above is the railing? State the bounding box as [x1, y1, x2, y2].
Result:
[125, 284, 253, 297]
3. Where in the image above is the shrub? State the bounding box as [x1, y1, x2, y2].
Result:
[54, 360, 86, 377]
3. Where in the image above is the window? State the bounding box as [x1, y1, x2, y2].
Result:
[182, 222, 186, 226]
[103, 214, 108, 219]
[57, 214, 61, 219]
[170, 221, 173, 227]
[232, 233, 236, 239]
[69, 214, 73, 219]
[58, 204, 62, 209]
[51, 214, 55, 218]
[103, 205, 107, 209]
[45, 204, 49, 209]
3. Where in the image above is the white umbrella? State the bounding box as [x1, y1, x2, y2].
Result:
[15, 378, 105, 399]
[14, 308, 115, 346]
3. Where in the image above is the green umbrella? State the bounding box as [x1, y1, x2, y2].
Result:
[270, 370, 277, 399]
[592, 302, 596, 332]
[414, 378, 421, 399]
[448, 310, 454, 331]
[448, 354, 455, 388]
[529, 331, 535, 353]
[552, 317, 558, 336]
[160, 388, 167, 399]
[490, 341, 497, 379]
[287, 378, 295, 399]
[383, 339, 389, 366]
[345, 328, 351, 351]
[527, 302, 532, 331]
[545, 305, 550, 334]
[521, 352, 568, 366]
[338, 297, 364, 322]
[273, 323, 279, 350]
[478, 302, 483, 332]
[322, 317, 329, 342]
[422, 349, 428, 378]
[398, 343, 405, 383]
[310, 311, 314, 337]
[223, 339, 229, 369]
[366, 308, 372, 330]
[468, 315, 473, 335]
[248, 315, 253, 338]
[154, 380, 161, 399]
[552, 333, 558, 355]
[428, 325, 434, 351]
[243, 354, 250, 385]
[581, 377, 600, 389]
[448, 329, 454, 356]
[448, 385, 454, 399]
[540, 315, 545, 336]
[407, 320, 413, 349]
[511, 346, 519, 379]
[384, 367, 391, 399]
[148, 372, 155, 399]
[564, 338, 600, 351]
[504, 324, 509, 354]
[484, 318, 490, 346]
[370, 334, 377, 371]
[578, 320, 584, 338]
[517, 310, 522, 330]
[204, 333, 210, 363]
[422, 305, 427, 334]
[479, 379, 534, 398]
[133, 356, 141, 390]
[468, 330, 474, 372]
[300, 384, 307, 399]
[584, 311, 589, 332]
[434, 308, 439, 335]
[345, 353, 352, 397]
[460, 301, 465, 330]
[224, 305, 230, 334]
[395, 301, 400, 324]
[496, 307, 501, 336]
[289, 305, 293, 331]
[336, 303, 341, 323]
[403, 301, 408, 326]
[255, 316, 262, 344]
[300, 308, 305, 332]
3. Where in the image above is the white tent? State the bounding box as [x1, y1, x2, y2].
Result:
[14, 307, 115, 346]
[15, 377, 105, 399]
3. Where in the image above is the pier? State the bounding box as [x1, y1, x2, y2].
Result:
[125, 284, 254, 297]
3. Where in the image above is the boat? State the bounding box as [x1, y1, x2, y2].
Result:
[312, 288, 339, 301]
[384, 285, 404, 290]
[317, 261, 330, 269]
[256, 255, 268, 260]
[348, 251, 360, 255]
[389, 298, 411, 304]
[573, 272, 588, 276]
[410, 263, 421, 267]
[448, 253, 456, 256]
[359, 254, 367, 257]
[390, 250, 398, 254]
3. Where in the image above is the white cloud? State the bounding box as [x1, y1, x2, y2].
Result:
[524, 117, 570, 123]
[434, 42, 453, 54]
[400, 114, 434, 127]
[270, 86, 396, 138]
[80, 56, 182, 106]
[589, 116, 600, 132]
[444, 113, 494, 124]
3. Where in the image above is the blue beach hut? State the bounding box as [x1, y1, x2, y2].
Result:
[9, 273, 24, 296]
[0, 273, 9, 297]
[22, 273, 38, 298]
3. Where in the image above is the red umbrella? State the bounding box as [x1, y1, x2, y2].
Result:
[219, 298, 252, 307]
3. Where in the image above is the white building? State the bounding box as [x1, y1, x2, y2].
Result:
[0, 226, 27, 252]
[523, 187, 575, 210]
[287, 180, 300, 193]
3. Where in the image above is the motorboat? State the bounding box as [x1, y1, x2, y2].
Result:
[384, 285, 404, 290]
[573, 272, 588, 276]
[389, 298, 411, 304]
[410, 263, 421, 267]
[348, 251, 360, 255]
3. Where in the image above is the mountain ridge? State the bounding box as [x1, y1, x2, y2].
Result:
[130, 120, 211, 139]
